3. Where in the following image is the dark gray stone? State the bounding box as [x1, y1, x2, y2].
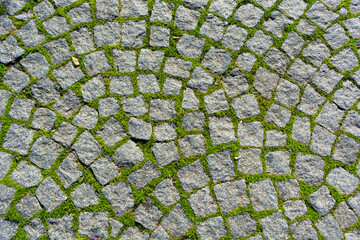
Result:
[31, 77, 60, 104]
[43, 38, 73, 65]
[29, 136, 62, 170]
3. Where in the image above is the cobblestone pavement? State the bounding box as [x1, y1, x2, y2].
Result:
[0, 0, 360, 239]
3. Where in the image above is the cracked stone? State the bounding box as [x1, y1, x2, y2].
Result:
[72, 105, 98, 130]
[237, 148, 263, 174]
[250, 179, 278, 212]
[9, 98, 34, 121]
[84, 50, 111, 75]
[113, 140, 144, 168]
[56, 153, 83, 189]
[101, 182, 134, 217]
[71, 184, 100, 209]
[189, 186, 217, 218]
[154, 178, 180, 207]
[253, 67, 279, 99]
[333, 134, 360, 165]
[72, 131, 103, 166]
[265, 150, 291, 175]
[315, 101, 344, 132]
[53, 61, 84, 89]
[152, 141, 180, 167]
[175, 5, 200, 31]
[179, 134, 206, 158]
[10, 161, 42, 187]
[110, 76, 134, 96]
[36, 177, 67, 213]
[3, 123, 34, 155]
[128, 161, 161, 189]
[52, 122, 77, 147]
[309, 186, 335, 216]
[91, 156, 120, 185]
[70, 27, 95, 55]
[177, 160, 209, 192]
[295, 152, 324, 185]
[207, 149, 235, 182]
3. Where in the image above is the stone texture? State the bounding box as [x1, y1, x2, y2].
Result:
[307, 1, 339, 28]
[237, 148, 263, 174]
[207, 149, 235, 182]
[302, 39, 331, 67]
[72, 131, 103, 166]
[0, 183, 16, 215]
[316, 215, 344, 240]
[71, 184, 100, 209]
[0, 152, 13, 179]
[250, 179, 278, 212]
[94, 22, 121, 47]
[138, 74, 160, 93]
[56, 153, 83, 188]
[110, 76, 134, 96]
[234, 4, 263, 28]
[150, 26, 170, 47]
[161, 204, 192, 238]
[291, 219, 318, 240]
[312, 64, 343, 94]
[265, 104, 292, 128]
[120, 0, 148, 17]
[82, 75, 106, 103]
[78, 212, 108, 237]
[101, 182, 134, 217]
[297, 85, 325, 115]
[3, 123, 34, 155]
[121, 20, 146, 48]
[52, 122, 77, 147]
[282, 31, 305, 59]
[31, 108, 56, 131]
[287, 59, 317, 85]
[315, 101, 344, 132]
[202, 46, 232, 75]
[283, 200, 307, 220]
[309, 186, 335, 216]
[0, 35, 25, 64]
[253, 67, 279, 99]
[154, 178, 180, 207]
[113, 140, 144, 168]
[53, 61, 84, 89]
[177, 34, 205, 58]
[15, 20, 45, 48]
[122, 95, 148, 117]
[84, 50, 111, 75]
[72, 105, 98, 130]
[20, 52, 49, 79]
[175, 6, 200, 31]
[98, 97, 120, 117]
[96, 0, 119, 20]
[232, 94, 260, 119]
[182, 112, 205, 131]
[43, 16, 70, 36]
[154, 123, 177, 141]
[276, 179, 301, 201]
[0, 218, 19, 240]
[152, 141, 180, 167]
[229, 212, 257, 238]
[138, 49, 164, 72]
[31, 78, 60, 105]
[91, 156, 120, 185]
[222, 25, 247, 51]
[260, 211, 290, 240]
[10, 161, 42, 188]
[24, 218, 46, 240]
[334, 80, 360, 110]
[204, 89, 229, 114]
[150, 0, 173, 22]
[196, 216, 227, 240]
[334, 202, 358, 230]
[327, 167, 359, 195]
[134, 198, 162, 230]
[177, 160, 209, 192]
[238, 121, 263, 147]
[70, 27, 95, 54]
[47, 215, 74, 240]
[333, 134, 360, 165]
[150, 98, 176, 121]
[97, 117, 126, 148]
[189, 186, 217, 218]
[310, 125, 336, 156]
[9, 98, 34, 121]
[163, 57, 192, 78]
[68, 3, 92, 25]
[179, 134, 206, 158]
[36, 177, 67, 212]
[188, 67, 214, 93]
[266, 150, 291, 175]
[209, 116, 236, 145]
[295, 153, 324, 185]
[128, 161, 161, 189]
[200, 14, 227, 42]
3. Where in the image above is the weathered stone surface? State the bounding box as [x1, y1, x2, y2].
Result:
[68, 3, 92, 25]
[31, 77, 60, 105]
[246, 30, 273, 55]
[312, 64, 343, 94]
[0, 183, 16, 214]
[121, 20, 146, 48]
[134, 198, 162, 230]
[83, 50, 111, 75]
[138, 49, 164, 71]
[70, 27, 95, 54]
[253, 67, 279, 99]
[15, 20, 45, 48]
[150, 0, 173, 22]
[110, 76, 134, 96]
[9, 98, 34, 121]
[324, 23, 349, 49]
[175, 6, 200, 31]
[291, 219, 318, 240]
[121, 0, 148, 17]
[122, 95, 148, 117]
[138, 74, 160, 93]
[72, 105, 98, 130]
[98, 97, 120, 117]
[260, 211, 290, 240]
[266, 150, 291, 175]
[342, 110, 360, 138]
[177, 34, 205, 59]
[237, 148, 263, 174]
[189, 186, 217, 218]
[71, 184, 100, 209]
[295, 153, 324, 185]
[163, 57, 192, 78]
[53, 61, 84, 89]
[265, 104, 292, 128]
[113, 140, 144, 168]
[302, 39, 331, 67]
[188, 67, 214, 93]
[306, 1, 339, 29]
[182, 112, 205, 131]
[282, 31, 305, 59]
[250, 179, 278, 212]
[316, 215, 344, 240]
[232, 94, 260, 119]
[72, 131, 103, 165]
[47, 215, 73, 240]
[160, 204, 192, 238]
[0, 35, 25, 64]
[279, 0, 307, 19]
[0, 152, 13, 179]
[56, 153, 83, 188]
[334, 202, 358, 230]
[128, 161, 161, 189]
[344, 17, 360, 38]
[24, 218, 46, 240]
[177, 160, 209, 192]
[36, 177, 67, 212]
[283, 200, 307, 220]
[91, 156, 120, 186]
[310, 125, 336, 156]
[43, 16, 70, 36]
[327, 167, 359, 195]
[0, 218, 19, 240]
[101, 182, 134, 217]
[207, 149, 235, 182]
[333, 134, 360, 165]
[234, 4, 263, 27]
[94, 22, 121, 47]
[276, 179, 301, 201]
[52, 122, 77, 147]
[78, 211, 108, 237]
[96, 0, 119, 20]
[109, 218, 123, 238]
[229, 212, 257, 238]
[275, 79, 300, 107]
[150, 98, 176, 121]
[3, 123, 34, 155]
[222, 25, 247, 51]
[97, 117, 126, 148]
[197, 216, 227, 240]
[297, 85, 325, 115]
[154, 178, 180, 207]
[297, 18, 316, 35]
[200, 14, 227, 42]
[154, 123, 177, 141]
[238, 121, 263, 147]
[334, 80, 360, 110]
[31, 108, 56, 131]
[150, 26, 170, 47]
[309, 186, 335, 216]
[209, 116, 236, 145]
[264, 47, 290, 74]
[20, 52, 49, 79]
[315, 102, 344, 132]
[120, 227, 149, 240]
[202, 46, 232, 75]
[287, 59, 317, 85]
[10, 161, 42, 187]
[236, 52, 256, 72]
[222, 68, 249, 97]
[204, 89, 229, 114]
[152, 141, 180, 167]
[179, 134, 206, 158]
[82, 75, 106, 103]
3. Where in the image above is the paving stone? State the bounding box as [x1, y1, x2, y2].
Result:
[352, 69, 360, 86]
[53, 0, 76, 7]
[183, 0, 208, 9]
[68, 3, 92, 25]
[97, 117, 126, 147]
[121, 20, 146, 48]
[275, 79, 300, 107]
[33, 0, 54, 20]
[324, 23, 349, 49]
[175, 5, 200, 31]
[154, 178, 180, 207]
[232, 94, 260, 119]
[101, 182, 134, 217]
[282, 31, 305, 59]
[315, 102, 344, 132]
[0, 218, 19, 240]
[202, 46, 232, 75]
[15, 11, 32, 21]
[53, 62, 84, 89]
[333, 135, 360, 165]
[234, 4, 263, 28]
[0, 152, 13, 179]
[149, 98, 176, 121]
[47, 214, 74, 240]
[253, 67, 279, 99]
[128, 161, 161, 189]
[52, 122, 77, 147]
[0, 35, 25, 64]
[276, 179, 301, 201]
[187, 68, 213, 94]
[334, 202, 358, 230]
[43, 16, 70, 36]
[214, 179, 250, 214]
[177, 160, 209, 192]
[9, 98, 34, 121]
[260, 211, 289, 240]
[283, 200, 307, 220]
[0, 15, 14, 35]
[322, 0, 341, 8]
[120, 0, 148, 17]
[334, 81, 360, 110]
[350, 0, 360, 13]
[297, 85, 325, 115]
[290, 219, 318, 240]
[207, 149, 235, 182]
[70, 27, 95, 55]
[15, 20, 45, 48]
[265, 104, 292, 128]
[94, 22, 120, 47]
[248, 235, 263, 240]
[345, 229, 360, 240]
[113, 140, 144, 168]
[238, 121, 263, 147]
[91, 156, 120, 185]
[84, 50, 111, 75]
[138, 49, 164, 72]
[122, 95, 148, 117]
[128, 117, 152, 140]
[229, 212, 257, 239]
[287, 58, 317, 85]
[264, 47, 290, 74]
[209, 116, 236, 145]
[316, 215, 344, 240]
[109, 218, 123, 238]
[222, 68, 249, 97]
[278, 0, 307, 19]
[78, 211, 108, 237]
[208, 0, 236, 18]
[302, 39, 330, 67]
[150, 0, 173, 22]
[236, 52, 257, 72]
[197, 216, 227, 240]
[163, 57, 192, 78]
[31, 78, 60, 105]
[120, 227, 149, 240]
[342, 110, 360, 138]
[71, 184, 100, 209]
[10, 161, 42, 187]
[110, 76, 134, 96]
[204, 89, 229, 114]
[179, 135, 206, 158]
[327, 167, 359, 195]
[98, 97, 120, 117]
[29, 136, 62, 170]
[43, 38, 73, 65]
[246, 30, 273, 55]
[150, 25, 170, 47]
[182, 112, 205, 131]
[344, 17, 360, 38]
[295, 152, 324, 185]
[222, 25, 247, 51]
[250, 179, 278, 212]
[134, 198, 162, 230]
[138, 74, 160, 93]
[0, 183, 16, 214]
[96, 0, 119, 20]
[264, 11, 293, 38]
[162, 78, 182, 95]
[200, 14, 227, 42]
[72, 105, 98, 130]
[189, 186, 217, 218]
[306, 1, 339, 29]
[72, 131, 103, 165]
[36, 177, 67, 212]
[20, 52, 49, 79]
[237, 148, 263, 174]
[176, 34, 205, 59]
[152, 141, 180, 166]
[23, 218, 46, 240]
[309, 186, 335, 216]
[161, 204, 192, 238]
[312, 64, 343, 94]
[154, 123, 177, 141]
[298, 21, 316, 37]
[348, 192, 360, 216]
[310, 125, 336, 156]
[0, 87, 13, 113]
[3, 123, 34, 155]
[265, 150, 291, 175]
[81, 75, 106, 103]
[3, 0, 27, 15]
[56, 153, 83, 188]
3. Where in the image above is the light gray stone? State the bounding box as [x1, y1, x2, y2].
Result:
[234, 4, 263, 27]
[9, 98, 34, 121]
[266, 150, 291, 175]
[175, 5, 200, 31]
[152, 141, 180, 167]
[72, 131, 103, 165]
[34, 0, 54, 20]
[36, 177, 67, 212]
[238, 121, 263, 147]
[324, 23, 349, 49]
[275, 79, 300, 107]
[82, 75, 106, 103]
[0, 35, 25, 64]
[31, 77, 60, 105]
[3, 123, 34, 155]
[284, 200, 307, 220]
[176, 34, 205, 59]
[209, 116, 236, 145]
[0, 218, 19, 240]
[222, 68, 249, 97]
[110, 76, 134, 96]
[0, 89, 12, 116]
[134, 198, 162, 230]
[78, 212, 108, 237]
[121, 20, 146, 48]
[204, 89, 229, 114]
[196, 216, 227, 240]
[71, 184, 100, 209]
[94, 22, 121, 47]
[311, 64, 343, 93]
[199, 14, 227, 42]
[150, 98, 176, 121]
[113, 140, 144, 168]
[250, 179, 278, 212]
[31, 108, 56, 131]
[264, 47, 290, 74]
[163, 57, 192, 78]
[260, 211, 290, 240]
[202, 46, 232, 75]
[24, 218, 46, 240]
[297, 85, 325, 115]
[10, 161, 42, 187]
[237, 148, 263, 174]
[222, 25, 247, 51]
[334, 202, 358, 229]
[47, 215, 73, 240]
[68, 3, 92, 25]
[315, 101, 344, 132]
[310, 125, 336, 156]
[122, 95, 148, 117]
[128, 117, 152, 140]
[182, 112, 205, 131]
[0, 15, 14, 35]
[334, 80, 360, 110]
[276, 179, 301, 201]
[309, 186, 335, 216]
[109, 218, 123, 238]
[52, 122, 77, 147]
[177, 160, 209, 192]
[302, 39, 330, 67]
[306, 1, 339, 29]
[120, 227, 149, 240]
[246, 30, 273, 55]
[43, 16, 70, 36]
[150, 26, 170, 47]
[297, 18, 316, 35]
[207, 149, 235, 182]
[53, 0, 75, 7]
[150, 0, 173, 22]
[232, 94, 260, 119]
[0, 152, 12, 179]
[154, 123, 177, 141]
[15, 20, 45, 48]
[327, 167, 359, 195]
[120, 0, 148, 17]
[154, 178, 180, 207]
[91, 156, 120, 185]
[138, 74, 160, 93]
[84, 50, 111, 75]
[292, 116, 311, 145]
[101, 182, 134, 217]
[20, 52, 49, 79]
[295, 153, 324, 185]
[236, 52, 256, 72]
[189, 186, 217, 218]
[161, 204, 192, 238]
[282, 31, 305, 59]
[253, 67, 279, 99]
[3, 0, 27, 15]
[188, 67, 214, 93]
[264, 11, 293, 38]
[98, 97, 120, 117]
[138, 49, 164, 72]
[53, 61, 84, 89]
[0, 183, 16, 214]
[70, 27, 95, 55]
[179, 135, 206, 158]
[342, 111, 360, 138]
[279, 0, 307, 19]
[287, 58, 317, 85]
[96, 0, 119, 20]
[72, 105, 98, 130]
[333, 134, 360, 165]
[229, 212, 256, 238]
[209, 0, 236, 18]
[56, 153, 83, 188]
[344, 17, 360, 38]
[162, 77, 182, 95]
[316, 215, 344, 240]
[265, 104, 292, 128]
[291, 219, 318, 240]
[97, 117, 126, 148]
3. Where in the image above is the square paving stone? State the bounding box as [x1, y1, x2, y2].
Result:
[29, 136, 62, 170]
[43, 16, 70, 36]
[3, 123, 34, 155]
[207, 149, 235, 182]
[72, 105, 98, 130]
[228, 212, 257, 239]
[316, 215, 344, 240]
[56, 153, 83, 188]
[78, 211, 108, 237]
[334, 80, 360, 110]
[97, 117, 126, 147]
[102, 182, 134, 217]
[162, 77, 182, 95]
[20, 52, 50, 79]
[52, 122, 77, 147]
[265, 130, 287, 147]
[189, 186, 217, 218]
[295, 152, 324, 185]
[188, 66, 215, 93]
[161, 204, 192, 238]
[201, 46, 232, 75]
[326, 167, 359, 195]
[94, 22, 121, 47]
[348, 192, 360, 216]
[128, 117, 152, 140]
[282, 31, 305, 59]
[47, 215, 74, 240]
[138, 49, 164, 71]
[333, 134, 360, 165]
[238, 121, 263, 147]
[302, 39, 331, 67]
[311, 64, 343, 94]
[287, 59, 317, 85]
[236, 52, 256, 72]
[306, 1, 339, 29]
[98, 97, 120, 117]
[237, 148, 263, 174]
[253, 67, 279, 99]
[128, 161, 161, 189]
[204, 89, 229, 114]
[91, 156, 120, 186]
[214, 179, 250, 214]
[250, 179, 278, 212]
[71, 184, 100, 209]
[261, 211, 290, 240]
[264, 47, 290, 74]
[3, 67, 29, 93]
[121, 20, 146, 48]
[324, 23, 349, 49]
[53, 0, 76, 7]
[24, 218, 46, 240]
[276, 179, 301, 201]
[278, 0, 307, 19]
[81, 75, 106, 103]
[34, 0, 54, 20]
[153, 178, 180, 207]
[15, 20, 45, 48]
[246, 30, 273, 56]
[68, 3, 92, 25]
[232, 94, 260, 119]
[10, 161, 42, 188]
[43, 38, 73, 65]
[152, 141, 180, 167]
[196, 216, 227, 240]
[283, 200, 307, 220]
[70, 27, 95, 55]
[182, 112, 205, 131]
[308, 186, 335, 216]
[72, 131, 103, 166]
[199, 14, 227, 42]
[297, 18, 316, 35]
[274, 79, 300, 107]
[315, 101, 344, 132]
[96, 0, 119, 20]
[0, 218, 19, 240]
[134, 198, 162, 230]
[163, 57, 192, 78]
[345, 229, 360, 240]
[176, 34, 205, 58]
[31, 77, 60, 105]
[342, 110, 360, 138]
[0, 35, 25, 64]
[331, 48, 359, 73]
[36, 177, 67, 213]
[0, 15, 14, 35]
[179, 134, 206, 158]
[182, 88, 199, 110]
[120, 0, 148, 17]
[0, 152, 13, 179]
[150, 0, 174, 22]
[150, 98, 176, 121]
[209, 116, 236, 145]
[120, 227, 149, 240]
[177, 160, 210, 192]
[113, 140, 144, 168]
[290, 219, 318, 240]
[310, 125, 336, 156]
[122, 95, 148, 117]
[344, 17, 360, 38]
[297, 85, 325, 115]
[175, 5, 200, 31]
[265, 104, 292, 128]
[84, 50, 111, 76]
[9, 98, 34, 121]
[52, 61, 84, 89]
[234, 4, 263, 28]
[110, 76, 134, 96]
[292, 116, 311, 145]
[0, 183, 16, 215]
[138, 74, 160, 93]
[334, 202, 358, 230]
[209, 0, 236, 18]
[154, 123, 177, 141]
[113, 50, 136, 73]
[265, 150, 291, 175]
[150, 26, 170, 47]
[222, 24, 247, 51]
